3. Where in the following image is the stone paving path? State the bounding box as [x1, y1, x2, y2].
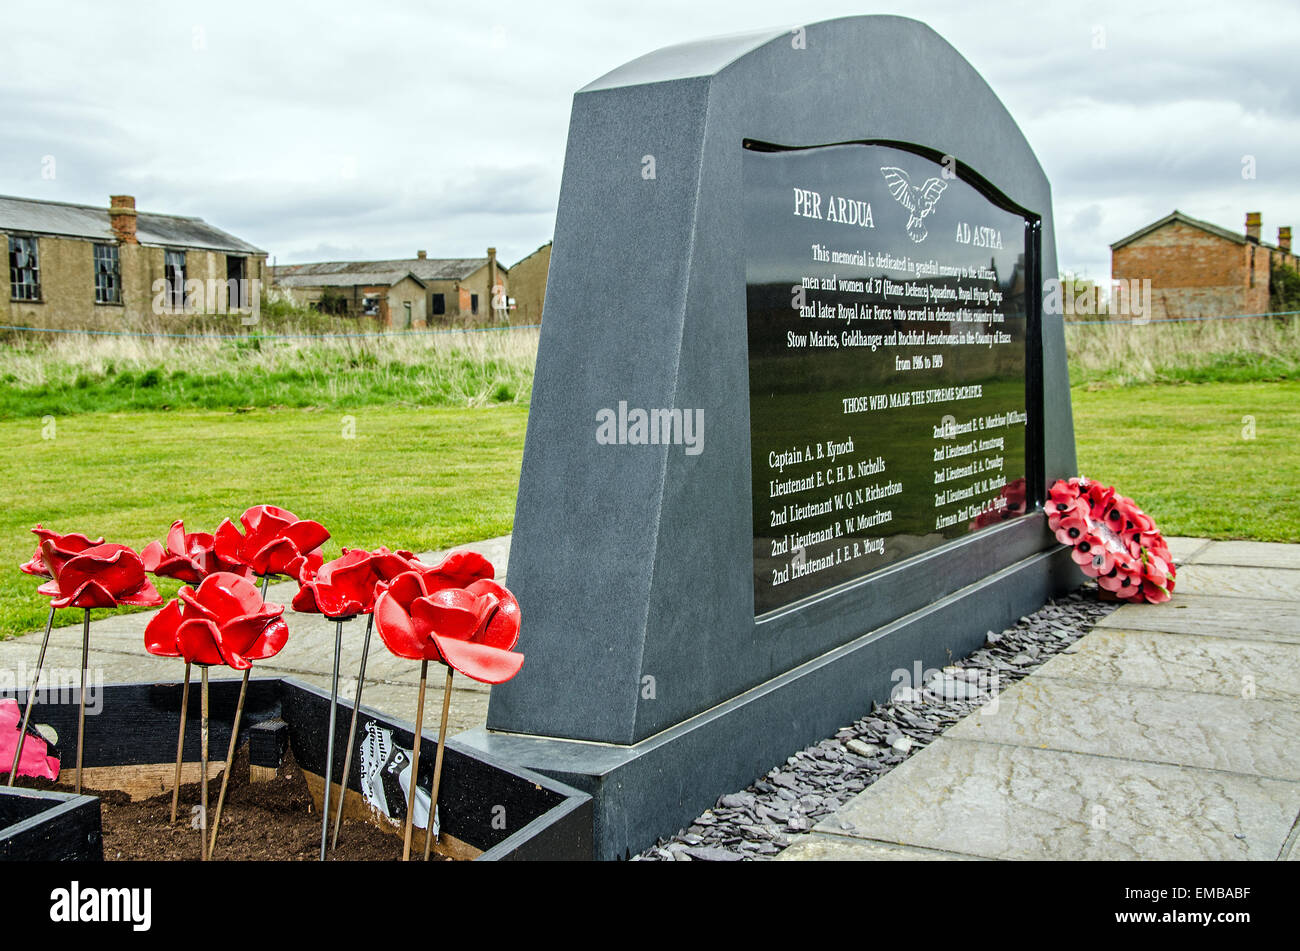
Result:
[779, 537, 1300, 861]
[0, 536, 512, 739]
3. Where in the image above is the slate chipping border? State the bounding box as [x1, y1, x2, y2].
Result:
[634, 585, 1119, 861]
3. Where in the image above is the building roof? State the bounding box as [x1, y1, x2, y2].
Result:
[274, 269, 427, 289]
[272, 256, 502, 288]
[510, 241, 552, 270]
[0, 194, 265, 254]
[1110, 210, 1249, 251]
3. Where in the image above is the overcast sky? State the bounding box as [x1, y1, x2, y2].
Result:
[2, 0, 1295, 280]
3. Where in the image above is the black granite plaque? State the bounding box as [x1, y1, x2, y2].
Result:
[746, 141, 1036, 615]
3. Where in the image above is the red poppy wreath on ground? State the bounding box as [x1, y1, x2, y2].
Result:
[1047, 477, 1176, 604]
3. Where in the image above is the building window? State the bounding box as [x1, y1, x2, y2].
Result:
[471, 293, 479, 315]
[431, 293, 445, 315]
[8, 235, 41, 301]
[226, 255, 247, 309]
[94, 243, 121, 304]
[403, 301, 412, 327]
[362, 295, 380, 316]
[164, 250, 186, 311]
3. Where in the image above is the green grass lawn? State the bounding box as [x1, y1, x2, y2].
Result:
[1073, 380, 1300, 542]
[0, 405, 527, 640]
[1, 378, 1294, 642]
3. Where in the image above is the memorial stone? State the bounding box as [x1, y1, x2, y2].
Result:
[458, 15, 1078, 860]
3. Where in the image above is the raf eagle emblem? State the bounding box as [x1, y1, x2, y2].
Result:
[880, 167, 947, 243]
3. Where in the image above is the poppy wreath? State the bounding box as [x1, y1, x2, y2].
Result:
[1047, 477, 1175, 604]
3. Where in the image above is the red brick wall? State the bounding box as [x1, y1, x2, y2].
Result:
[1112, 221, 1261, 318]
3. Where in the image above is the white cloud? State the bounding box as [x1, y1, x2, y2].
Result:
[2, 0, 1297, 275]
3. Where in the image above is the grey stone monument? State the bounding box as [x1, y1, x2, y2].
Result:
[457, 14, 1079, 859]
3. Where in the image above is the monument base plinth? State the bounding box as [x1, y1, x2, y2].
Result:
[456, 545, 1079, 860]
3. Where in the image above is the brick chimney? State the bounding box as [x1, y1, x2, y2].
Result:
[417, 250, 427, 259]
[1279, 227, 1292, 254]
[109, 195, 138, 244]
[1245, 211, 1262, 243]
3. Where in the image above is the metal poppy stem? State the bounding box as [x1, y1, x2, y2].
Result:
[208, 667, 249, 859]
[200, 666, 210, 862]
[401, 659, 429, 862]
[169, 663, 192, 824]
[422, 666, 454, 862]
[260, 573, 270, 599]
[74, 607, 90, 795]
[331, 612, 374, 852]
[7, 605, 55, 786]
[319, 617, 344, 861]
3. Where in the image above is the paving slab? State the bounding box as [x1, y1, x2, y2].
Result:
[776, 833, 986, 861]
[819, 737, 1299, 861]
[1173, 564, 1300, 602]
[1164, 536, 1212, 564]
[1095, 594, 1300, 643]
[1191, 541, 1300, 571]
[948, 676, 1300, 780]
[1035, 628, 1300, 700]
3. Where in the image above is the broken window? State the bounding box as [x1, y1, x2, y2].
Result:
[8, 235, 41, 301]
[471, 293, 479, 315]
[226, 255, 247, 309]
[362, 295, 380, 316]
[164, 250, 186, 311]
[94, 243, 121, 304]
[431, 293, 445, 315]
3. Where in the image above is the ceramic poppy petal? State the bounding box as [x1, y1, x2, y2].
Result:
[384, 570, 429, 610]
[428, 634, 524, 684]
[374, 590, 437, 661]
[176, 618, 225, 666]
[282, 519, 330, 557]
[144, 600, 185, 657]
[213, 518, 248, 565]
[465, 579, 521, 650]
[410, 589, 483, 641]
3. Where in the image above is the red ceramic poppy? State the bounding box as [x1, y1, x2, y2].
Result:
[405, 549, 496, 591]
[374, 571, 522, 684]
[19, 525, 105, 578]
[368, 546, 421, 581]
[213, 504, 329, 578]
[142, 519, 252, 584]
[144, 572, 289, 669]
[292, 548, 385, 619]
[36, 543, 162, 610]
[0, 699, 59, 781]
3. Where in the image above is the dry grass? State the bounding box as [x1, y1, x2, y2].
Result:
[1066, 316, 1300, 387]
[0, 324, 540, 416]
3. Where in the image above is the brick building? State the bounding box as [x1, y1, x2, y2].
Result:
[272, 249, 508, 328]
[508, 241, 551, 323]
[1111, 211, 1297, 319]
[2, 194, 267, 329]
